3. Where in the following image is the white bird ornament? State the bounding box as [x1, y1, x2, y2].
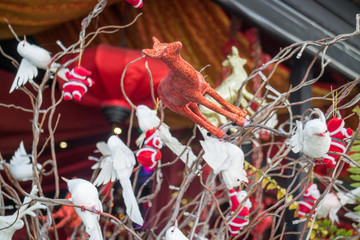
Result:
[198, 126, 248, 189]
[64, 177, 103, 240]
[290, 108, 331, 158]
[91, 135, 144, 225]
[0, 141, 42, 181]
[10, 39, 51, 93]
[165, 222, 189, 240]
[0, 185, 46, 240]
[136, 105, 197, 168]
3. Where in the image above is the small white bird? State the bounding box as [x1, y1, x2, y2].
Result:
[0, 185, 46, 240]
[91, 135, 144, 225]
[136, 105, 197, 168]
[165, 223, 189, 240]
[290, 108, 331, 158]
[10, 40, 51, 93]
[0, 141, 42, 181]
[198, 126, 248, 189]
[65, 178, 103, 240]
[317, 192, 341, 224]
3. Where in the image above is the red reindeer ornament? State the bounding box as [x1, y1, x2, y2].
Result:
[323, 117, 353, 168]
[298, 183, 320, 219]
[227, 189, 252, 236]
[142, 37, 247, 138]
[136, 128, 163, 169]
[63, 66, 94, 101]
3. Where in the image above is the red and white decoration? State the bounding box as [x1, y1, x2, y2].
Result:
[136, 128, 163, 169]
[323, 117, 353, 168]
[298, 183, 320, 219]
[227, 189, 252, 236]
[63, 66, 94, 102]
[126, 0, 143, 8]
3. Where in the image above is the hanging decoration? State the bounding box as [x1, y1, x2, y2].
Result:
[126, 0, 143, 8]
[63, 66, 95, 101]
[297, 183, 320, 219]
[227, 188, 252, 236]
[198, 126, 248, 189]
[142, 37, 247, 138]
[10, 39, 52, 93]
[58, 45, 168, 125]
[290, 108, 331, 159]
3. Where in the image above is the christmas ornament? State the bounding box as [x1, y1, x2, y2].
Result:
[0, 186, 46, 240]
[136, 128, 163, 169]
[317, 192, 341, 223]
[135, 105, 163, 169]
[323, 116, 353, 168]
[290, 108, 331, 158]
[63, 66, 94, 102]
[10, 40, 51, 93]
[135, 105, 197, 168]
[64, 178, 103, 240]
[142, 37, 247, 138]
[165, 223, 189, 240]
[297, 183, 320, 219]
[91, 135, 144, 225]
[199, 126, 248, 189]
[0, 141, 42, 181]
[227, 189, 252, 236]
[126, 0, 143, 8]
[199, 46, 249, 127]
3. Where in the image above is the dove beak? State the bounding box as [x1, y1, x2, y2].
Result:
[61, 176, 69, 183]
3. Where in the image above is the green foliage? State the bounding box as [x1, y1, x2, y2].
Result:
[311, 220, 354, 239]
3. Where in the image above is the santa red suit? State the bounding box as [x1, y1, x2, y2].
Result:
[136, 128, 163, 169]
[126, 0, 143, 8]
[298, 183, 320, 219]
[323, 117, 353, 168]
[63, 66, 94, 101]
[227, 189, 252, 236]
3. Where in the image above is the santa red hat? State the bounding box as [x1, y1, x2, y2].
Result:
[72, 65, 92, 77]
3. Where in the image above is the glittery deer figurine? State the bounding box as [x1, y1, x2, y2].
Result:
[142, 37, 247, 138]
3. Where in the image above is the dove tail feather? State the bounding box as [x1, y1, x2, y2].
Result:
[159, 127, 196, 167]
[119, 178, 144, 226]
[88, 223, 103, 240]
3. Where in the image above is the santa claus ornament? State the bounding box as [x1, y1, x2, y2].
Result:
[126, 0, 143, 8]
[323, 116, 353, 168]
[227, 188, 252, 236]
[136, 128, 163, 169]
[297, 183, 320, 220]
[63, 65, 94, 101]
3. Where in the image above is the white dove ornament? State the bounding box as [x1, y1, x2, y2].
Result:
[198, 126, 248, 189]
[91, 135, 144, 226]
[136, 105, 197, 168]
[0, 141, 42, 181]
[0, 186, 46, 240]
[10, 40, 51, 93]
[165, 226, 189, 240]
[290, 109, 331, 158]
[66, 178, 103, 240]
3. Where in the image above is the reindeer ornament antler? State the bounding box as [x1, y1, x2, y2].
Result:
[142, 37, 247, 138]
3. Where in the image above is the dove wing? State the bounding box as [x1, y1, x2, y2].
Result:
[10, 58, 37, 93]
[200, 139, 228, 173]
[10, 141, 30, 165]
[113, 143, 135, 177]
[290, 120, 303, 153]
[92, 157, 117, 186]
[96, 141, 111, 156]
